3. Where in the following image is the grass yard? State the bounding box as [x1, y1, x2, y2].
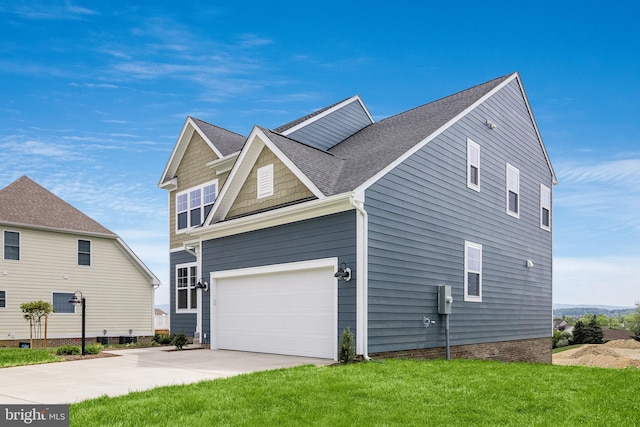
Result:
[0, 347, 61, 367]
[71, 358, 640, 426]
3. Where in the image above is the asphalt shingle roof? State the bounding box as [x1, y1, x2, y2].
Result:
[265, 74, 511, 196]
[0, 176, 116, 236]
[190, 117, 246, 156]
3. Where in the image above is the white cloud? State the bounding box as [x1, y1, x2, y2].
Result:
[554, 257, 640, 306]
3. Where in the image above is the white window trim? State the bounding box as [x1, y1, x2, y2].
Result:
[175, 262, 198, 313]
[257, 164, 274, 199]
[51, 291, 76, 315]
[3, 230, 20, 261]
[467, 138, 480, 191]
[175, 179, 219, 233]
[77, 238, 91, 267]
[464, 241, 482, 302]
[506, 163, 520, 218]
[0, 290, 6, 309]
[540, 184, 551, 231]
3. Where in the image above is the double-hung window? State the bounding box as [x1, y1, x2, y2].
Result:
[506, 163, 520, 218]
[176, 180, 218, 232]
[0, 290, 6, 308]
[176, 263, 197, 311]
[540, 184, 551, 231]
[467, 138, 480, 191]
[464, 241, 482, 302]
[78, 239, 91, 266]
[3, 231, 20, 261]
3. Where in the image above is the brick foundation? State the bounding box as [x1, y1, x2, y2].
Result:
[0, 336, 153, 349]
[369, 337, 552, 364]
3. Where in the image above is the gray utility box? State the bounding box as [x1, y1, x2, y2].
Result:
[438, 285, 453, 315]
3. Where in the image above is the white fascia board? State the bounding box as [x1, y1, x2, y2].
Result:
[281, 95, 373, 136]
[205, 126, 265, 224]
[158, 117, 224, 187]
[205, 126, 325, 225]
[116, 237, 161, 286]
[190, 192, 353, 241]
[206, 152, 240, 175]
[159, 177, 177, 191]
[354, 73, 519, 194]
[513, 72, 558, 185]
[257, 127, 325, 199]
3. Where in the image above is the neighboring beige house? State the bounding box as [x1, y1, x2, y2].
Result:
[0, 176, 160, 347]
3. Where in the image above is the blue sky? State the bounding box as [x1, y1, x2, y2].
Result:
[1, 1, 638, 307]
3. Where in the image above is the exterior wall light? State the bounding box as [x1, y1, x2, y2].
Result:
[195, 280, 209, 291]
[334, 262, 351, 282]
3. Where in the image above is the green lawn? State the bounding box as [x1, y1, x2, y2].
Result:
[0, 347, 61, 367]
[71, 359, 640, 426]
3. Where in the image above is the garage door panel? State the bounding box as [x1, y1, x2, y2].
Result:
[215, 263, 336, 359]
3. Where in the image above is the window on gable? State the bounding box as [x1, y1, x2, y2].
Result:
[464, 241, 482, 302]
[257, 164, 274, 199]
[176, 263, 197, 311]
[78, 239, 91, 266]
[52, 292, 75, 314]
[3, 231, 20, 261]
[506, 163, 520, 218]
[176, 180, 218, 232]
[540, 184, 551, 231]
[467, 138, 480, 191]
[0, 290, 6, 308]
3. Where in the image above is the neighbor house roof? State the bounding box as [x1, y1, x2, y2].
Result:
[0, 176, 116, 236]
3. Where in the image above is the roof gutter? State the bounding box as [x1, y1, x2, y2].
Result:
[349, 193, 371, 361]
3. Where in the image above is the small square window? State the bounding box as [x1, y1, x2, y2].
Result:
[0, 290, 6, 308]
[52, 292, 75, 314]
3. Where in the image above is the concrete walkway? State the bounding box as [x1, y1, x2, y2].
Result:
[0, 346, 334, 404]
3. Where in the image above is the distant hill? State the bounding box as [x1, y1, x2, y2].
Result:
[553, 304, 635, 318]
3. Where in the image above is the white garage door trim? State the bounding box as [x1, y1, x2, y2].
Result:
[209, 258, 338, 360]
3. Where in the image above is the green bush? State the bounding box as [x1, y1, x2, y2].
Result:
[553, 330, 572, 348]
[154, 333, 172, 345]
[338, 327, 356, 364]
[56, 345, 80, 355]
[85, 344, 102, 355]
[172, 332, 189, 350]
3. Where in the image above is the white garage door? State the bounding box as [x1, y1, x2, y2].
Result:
[213, 260, 336, 359]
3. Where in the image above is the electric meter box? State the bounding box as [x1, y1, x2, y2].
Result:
[438, 285, 453, 314]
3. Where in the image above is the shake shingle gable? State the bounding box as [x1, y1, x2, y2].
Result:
[0, 176, 115, 236]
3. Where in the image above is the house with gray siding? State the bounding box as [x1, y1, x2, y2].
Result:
[158, 72, 556, 362]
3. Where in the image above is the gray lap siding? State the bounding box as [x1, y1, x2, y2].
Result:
[200, 210, 357, 347]
[365, 80, 553, 353]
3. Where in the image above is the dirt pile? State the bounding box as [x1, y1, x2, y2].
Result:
[553, 340, 640, 369]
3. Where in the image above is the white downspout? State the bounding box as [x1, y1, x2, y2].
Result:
[350, 194, 371, 361]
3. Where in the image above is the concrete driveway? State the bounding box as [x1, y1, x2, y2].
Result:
[0, 346, 334, 404]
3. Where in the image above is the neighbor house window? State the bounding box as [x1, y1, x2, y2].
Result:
[506, 163, 520, 218]
[176, 263, 197, 311]
[176, 180, 218, 231]
[257, 164, 274, 199]
[3, 231, 20, 261]
[78, 239, 91, 266]
[52, 292, 75, 314]
[467, 138, 480, 191]
[464, 241, 482, 302]
[0, 291, 6, 308]
[540, 184, 551, 231]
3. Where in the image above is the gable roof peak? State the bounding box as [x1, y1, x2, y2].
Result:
[0, 175, 116, 236]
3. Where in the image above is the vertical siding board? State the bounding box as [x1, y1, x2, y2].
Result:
[365, 80, 553, 353]
[201, 210, 357, 346]
[288, 102, 372, 150]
